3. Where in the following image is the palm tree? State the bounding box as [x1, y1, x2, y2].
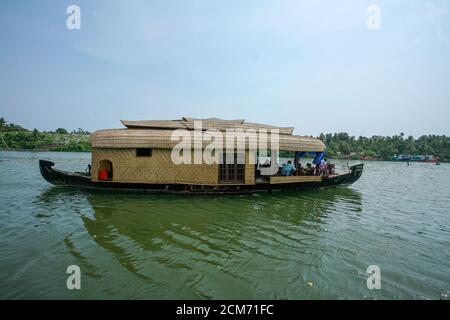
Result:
[0, 117, 9, 148]
[32, 128, 39, 141]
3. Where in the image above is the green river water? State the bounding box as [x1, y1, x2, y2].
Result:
[0, 151, 449, 299]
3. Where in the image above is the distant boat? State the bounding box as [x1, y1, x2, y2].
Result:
[392, 154, 438, 163]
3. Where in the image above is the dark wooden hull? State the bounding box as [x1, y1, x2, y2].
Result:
[39, 160, 363, 194]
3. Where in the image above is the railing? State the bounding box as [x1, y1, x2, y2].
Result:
[269, 176, 322, 184]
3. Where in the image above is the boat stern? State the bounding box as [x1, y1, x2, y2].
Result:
[350, 163, 364, 179]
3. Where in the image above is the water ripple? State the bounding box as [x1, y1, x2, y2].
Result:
[1, 151, 450, 299]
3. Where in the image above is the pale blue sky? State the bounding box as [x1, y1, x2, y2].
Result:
[1, 0, 449, 136]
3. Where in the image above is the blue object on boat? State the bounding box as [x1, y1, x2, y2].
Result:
[296, 151, 325, 164]
[313, 152, 325, 165]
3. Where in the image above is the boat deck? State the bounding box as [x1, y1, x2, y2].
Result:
[269, 175, 322, 184]
[39, 160, 364, 194]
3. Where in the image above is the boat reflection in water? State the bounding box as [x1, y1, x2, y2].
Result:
[38, 187, 362, 299]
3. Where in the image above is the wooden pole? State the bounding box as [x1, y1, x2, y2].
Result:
[294, 151, 300, 175]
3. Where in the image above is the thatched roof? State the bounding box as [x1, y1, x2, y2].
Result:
[90, 118, 325, 152]
[121, 117, 295, 135]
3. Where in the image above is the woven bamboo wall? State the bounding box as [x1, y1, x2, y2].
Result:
[245, 151, 256, 185]
[91, 148, 256, 185]
[92, 148, 219, 185]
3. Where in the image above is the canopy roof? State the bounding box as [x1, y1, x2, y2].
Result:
[90, 118, 325, 152]
[121, 117, 295, 135]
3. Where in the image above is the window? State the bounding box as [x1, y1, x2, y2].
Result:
[136, 148, 152, 157]
[219, 153, 245, 183]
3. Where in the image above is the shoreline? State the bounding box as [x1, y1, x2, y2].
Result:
[0, 148, 91, 153]
[1, 148, 446, 162]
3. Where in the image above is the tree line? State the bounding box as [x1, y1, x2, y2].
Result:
[318, 132, 450, 161]
[1, 117, 449, 160]
[0, 117, 91, 152]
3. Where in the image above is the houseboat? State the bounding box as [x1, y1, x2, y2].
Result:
[39, 118, 363, 194]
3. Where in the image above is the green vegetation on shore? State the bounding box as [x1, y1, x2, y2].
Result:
[0, 117, 91, 152]
[1, 118, 449, 160]
[318, 132, 450, 161]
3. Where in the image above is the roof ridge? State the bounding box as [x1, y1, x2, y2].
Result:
[120, 118, 295, 135]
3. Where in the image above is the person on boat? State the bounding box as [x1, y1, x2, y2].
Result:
[326, 161, 335, 175]
[86, 164, 92, 175]
[305, 163, 314, 175]
[315, 163, 320, 176]
[319, 159, 327, 175]
[297, 163, 304, 176]
[281, 160, 296, 176]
